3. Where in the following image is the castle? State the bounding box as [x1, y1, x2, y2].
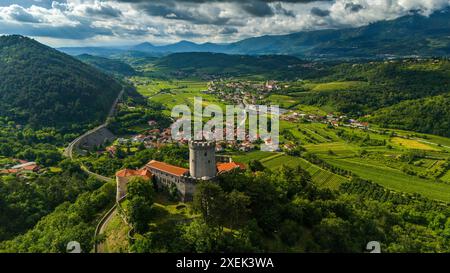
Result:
[116, 140, 243, 202]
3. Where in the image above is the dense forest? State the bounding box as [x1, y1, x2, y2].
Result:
[77, 54, 137, 77]
[0, 35, 122, 129]
[294, 59, 450, 115]
[368, 95, 450, 137]
[126, 166, 450, 253]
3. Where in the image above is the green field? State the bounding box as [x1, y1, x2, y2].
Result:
[261, 154, 348, 190]
[304, 81, 368, 92]
[326, 157, 450, 202]
[266, 94, 298, 108]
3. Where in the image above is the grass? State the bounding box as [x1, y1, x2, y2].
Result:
[102, 212, 130, 253]
[325, 157, 450, 202]
[149, 194, 198, 227]
[262, 154, 347, 190]
[232, 150, 275, 164]
[265, 94, 297, 108]
[441, 170, 450, 183]
[304, 81, 368, 92]
[391, 137, 439, 151]
[304, 142, 360, 158]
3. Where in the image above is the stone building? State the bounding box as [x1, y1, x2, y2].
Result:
[116, 168, 152, 201]
[115, 140, 244, 202]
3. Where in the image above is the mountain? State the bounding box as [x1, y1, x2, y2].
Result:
[57, 46, 126, 57]
[0, 35, 122, 128]
[131, 40, 228, 53]
[59, 8, 450, 59]
[77, 54, 136, 76]
[152, 52, 321, 79]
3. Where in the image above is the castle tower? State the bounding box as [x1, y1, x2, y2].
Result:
[189, 140, 216, 179]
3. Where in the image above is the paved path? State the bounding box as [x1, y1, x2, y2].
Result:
[64, 88, 124, 160]
[96, 209, 117, 253]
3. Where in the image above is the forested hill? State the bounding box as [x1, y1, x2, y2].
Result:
[153, 52, 319, 79]
[0, 35, 122, 128]
[76, 54, 136, 77]
[368, 95, 450, 137]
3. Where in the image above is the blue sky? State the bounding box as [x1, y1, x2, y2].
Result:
[0, 0, 449, 47]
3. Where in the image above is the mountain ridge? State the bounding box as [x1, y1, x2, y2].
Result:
[59, 8, 450, 59]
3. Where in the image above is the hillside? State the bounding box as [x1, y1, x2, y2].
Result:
[77, 54, 136, 76]
[0, 35, 122, 128]
[152, 52, 322, 79]
[368, 95, 450, 137]
[226, 8, 450, 58]
[295, 59, 450, 116]
[64, 8, 450, 59]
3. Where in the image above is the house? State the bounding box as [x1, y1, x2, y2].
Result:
[11, 162, 40, 172]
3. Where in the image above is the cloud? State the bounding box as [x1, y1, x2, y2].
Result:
[3, 5, 42, 23]
[311, 6, 331, 17]
[220, 26, 238, 35]
[83, 2, 122, 18]
[344, 2, 363, 13]
[0, 0, 449, 46]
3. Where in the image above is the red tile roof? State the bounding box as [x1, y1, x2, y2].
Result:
[146, 160, 189, 177]
[116, 169, 152, 179]
[0, 169, 19, 174]
[217, 162, 245, 173]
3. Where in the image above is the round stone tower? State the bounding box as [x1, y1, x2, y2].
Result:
[189, 140, 216, 179]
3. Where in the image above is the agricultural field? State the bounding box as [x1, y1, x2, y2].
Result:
[325, 157, 450, 202]
[265, 94, 298, 108]
[261, 154, 347, 190]
[133, 78, 226, 115]
[303, 81, 368, 92]
[391, 137, 439, 151]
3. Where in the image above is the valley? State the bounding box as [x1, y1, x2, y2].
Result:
[1, 35, 450, 253]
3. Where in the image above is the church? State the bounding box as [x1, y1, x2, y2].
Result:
[115, 140, 244, 202]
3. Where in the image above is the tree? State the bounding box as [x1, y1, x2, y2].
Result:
[248, 160, 265, 172]
[126, 177, 155, 233]
[193, 181, 227, 227]
[226, 191, 251, 229]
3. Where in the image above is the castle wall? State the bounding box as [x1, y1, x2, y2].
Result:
[116, 176, 129, 201]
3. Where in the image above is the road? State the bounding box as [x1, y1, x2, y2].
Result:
[64, 88, 124, 160]
[95, 208, 117, 253]
[62, 88, 124, 252]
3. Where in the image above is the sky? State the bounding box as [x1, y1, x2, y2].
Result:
[0, 0, 449, 47]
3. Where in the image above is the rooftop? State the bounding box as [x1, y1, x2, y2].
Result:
[116, 168, 152, 179]
[146, 160, 189, 177]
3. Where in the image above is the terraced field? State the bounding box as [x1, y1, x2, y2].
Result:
[442, 170, 450, 183]
[304, 81, 368, 92]
[304, 142, 360, 158]
[261, 154, 348, 190]
[325, 157, 450, 202]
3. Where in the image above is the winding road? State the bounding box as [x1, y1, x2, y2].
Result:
[63, 87, 125, 252]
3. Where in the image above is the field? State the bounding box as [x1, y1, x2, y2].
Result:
[325, 157, 450, 202]
[265, 94, 298, 108]
[391, 137, 439, 151]
[136, 79, 226, 115]
[262, 154, 348, 190]
[304, 81, 368, 92]
[130, 72, 450, 203]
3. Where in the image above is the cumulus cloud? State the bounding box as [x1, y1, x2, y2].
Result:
[0, 0, 448, 46]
